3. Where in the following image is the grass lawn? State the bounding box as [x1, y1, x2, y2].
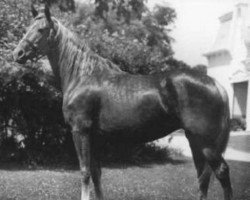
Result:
[228, 134, 250, 152]
[0, 158, 249, 200]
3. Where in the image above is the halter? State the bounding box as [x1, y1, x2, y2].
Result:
[22, 24, 59, 63]
[23, 38, 45, 62]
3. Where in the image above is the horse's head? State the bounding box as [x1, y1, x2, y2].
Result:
[13, 4, 56, 64]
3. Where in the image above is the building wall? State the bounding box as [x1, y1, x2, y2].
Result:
[207, 53, 232, 67]
[232, 81, 248, 118]
[205, 1, 250, 130]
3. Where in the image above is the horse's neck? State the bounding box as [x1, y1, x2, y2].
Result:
[47, 48, 62, 89]
[47, 24, 88, 92]
[47, 23, 123, 93]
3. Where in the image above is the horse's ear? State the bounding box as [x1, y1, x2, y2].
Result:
[31, 4, 38, 18]
[44, 3, 52, 23]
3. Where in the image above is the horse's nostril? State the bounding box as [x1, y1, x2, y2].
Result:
[18, 50, 24, 58]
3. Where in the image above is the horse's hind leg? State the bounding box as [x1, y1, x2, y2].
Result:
[202, 147, 232, 200]
[185, 132, 212, 200]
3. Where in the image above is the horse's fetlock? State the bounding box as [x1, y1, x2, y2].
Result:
[81, 167, 91, 184]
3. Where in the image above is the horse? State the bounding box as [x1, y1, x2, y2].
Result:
[13, 4, 232, 200]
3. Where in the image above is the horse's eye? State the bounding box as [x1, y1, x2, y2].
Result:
[38, 29, 44, 33]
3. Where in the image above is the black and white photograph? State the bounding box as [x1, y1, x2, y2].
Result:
[0, 0, 249, 199]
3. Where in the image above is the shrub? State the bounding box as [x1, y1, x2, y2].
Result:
[101, 142, 171, 166]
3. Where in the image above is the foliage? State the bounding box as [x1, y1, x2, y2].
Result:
[0, 0, 30, 58]
[34, 0, 76, 12]
[193, 64, 207, 75]
[74, 0, 180, 74]
[101, 142, 171, 165]
[0, 63, 77, 166]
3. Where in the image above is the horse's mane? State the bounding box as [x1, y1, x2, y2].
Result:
[53, 19, 124, 83]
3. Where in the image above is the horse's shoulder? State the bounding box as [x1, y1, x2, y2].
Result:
[63, 86, 102, 125]
[64, 85, 101, 110]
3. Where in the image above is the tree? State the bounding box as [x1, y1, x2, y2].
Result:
[73, 0, 177, 74]
[193, 64, 207, 75]
[164, 58, 191, 71]
[35, 0, 75, 12]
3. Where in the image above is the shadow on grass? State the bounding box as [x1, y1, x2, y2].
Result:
[98, 141, 189, 169]
[0, 161, 79, 171]
[0, 155, 189, 171]
[102, 155, 189, 169]
[0, 143, 189, 171]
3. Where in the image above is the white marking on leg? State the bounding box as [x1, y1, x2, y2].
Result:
[80, 167, 91, 200]
[81, 182, 90, 200]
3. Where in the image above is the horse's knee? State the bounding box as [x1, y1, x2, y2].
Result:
[215, 162, 229, 179]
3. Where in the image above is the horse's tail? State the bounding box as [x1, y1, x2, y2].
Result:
[214, 80, 231, 154]
[199, 81, 230, 183]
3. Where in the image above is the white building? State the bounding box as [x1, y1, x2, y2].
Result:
[204, 0, 250, 130]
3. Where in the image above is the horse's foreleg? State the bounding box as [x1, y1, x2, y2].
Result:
[185, 133, 211, 200]
[90, 152, 103, 200]
[72, 130, 91, 200]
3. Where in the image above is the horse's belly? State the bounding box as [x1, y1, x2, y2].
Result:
[98, 108, 179, 143]
[98, 89, 180, 142]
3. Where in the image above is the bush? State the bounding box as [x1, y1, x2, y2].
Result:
[0, 64, 78, 167]
[101, 142, 171, 166]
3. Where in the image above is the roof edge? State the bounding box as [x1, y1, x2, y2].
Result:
[219, 12, 233, 22]
[203, 49, 231, 57]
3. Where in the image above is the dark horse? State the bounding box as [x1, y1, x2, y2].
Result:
[13, 5, 232, 200]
